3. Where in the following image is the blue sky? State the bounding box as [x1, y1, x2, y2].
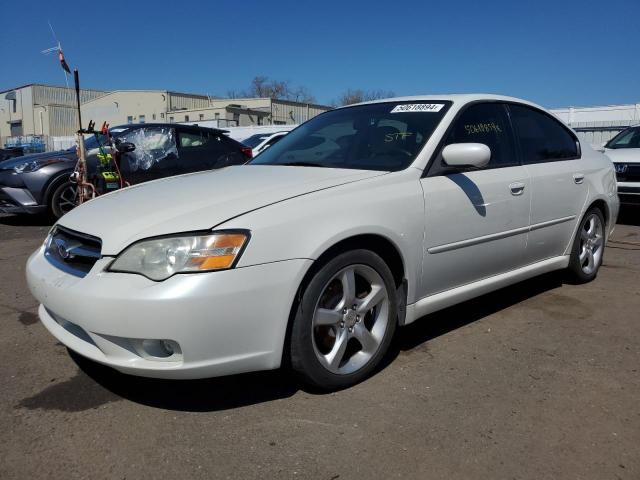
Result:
[0, 0, 638, 108]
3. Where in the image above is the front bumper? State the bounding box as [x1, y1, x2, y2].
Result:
[617, 183, 640, 206]
[0, 186, 46, 214]
[26, 246, 312, 379]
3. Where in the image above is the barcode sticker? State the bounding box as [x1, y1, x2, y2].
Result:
[390, 103, 444, 113]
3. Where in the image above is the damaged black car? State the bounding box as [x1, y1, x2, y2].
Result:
[0, 123, 251, 218]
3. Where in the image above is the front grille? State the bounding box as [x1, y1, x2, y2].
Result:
[614, 163, 640, 182]
[44, 225, 102, 278]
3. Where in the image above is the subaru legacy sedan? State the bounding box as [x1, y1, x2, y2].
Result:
[26, 95, 619, 390]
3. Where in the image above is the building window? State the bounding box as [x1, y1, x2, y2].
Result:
[127, 116, 133, 124]
[185, 115, 189, 122]
[199, 114, 204, 120]
[160, 113, 165, 118]
[257, 117, 262, 125]
[139, 114, 146, 124]
[214, 113, 220, 119]
[152, 113, 156, 120]
[169, 116, 174, 123]
[233, 113, 240, 125]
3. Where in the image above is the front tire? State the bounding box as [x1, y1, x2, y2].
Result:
[290, 249, 397, 390]
[49, 181, 78, 219]
[567, 207, 605, 283]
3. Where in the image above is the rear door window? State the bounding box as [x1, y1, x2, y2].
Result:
[177, 130, 243, 171]
[509, 104, 579, 163]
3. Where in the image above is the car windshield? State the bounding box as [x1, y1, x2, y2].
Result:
[249, 101, 452, 171]
[242, 133, 272, 148]
[605, 126, 640, 149]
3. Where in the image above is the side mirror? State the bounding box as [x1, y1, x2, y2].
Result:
[442, 143, 491, 168]
[116, 141, 136, 153]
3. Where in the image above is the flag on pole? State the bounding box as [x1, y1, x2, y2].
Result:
[58, 48, 71, 74]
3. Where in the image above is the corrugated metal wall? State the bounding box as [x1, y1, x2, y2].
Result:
[168, 92, 211, 111]
[33, 85, 106, 107]
[48, 106, 78, 136]
[271, 100, 330, 124]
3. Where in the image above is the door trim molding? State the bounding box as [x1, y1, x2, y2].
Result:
[427, 215, 576, 254]
[404, 255, 570, 324]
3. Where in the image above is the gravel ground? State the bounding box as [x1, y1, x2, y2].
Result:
[1, 209, 639, 480]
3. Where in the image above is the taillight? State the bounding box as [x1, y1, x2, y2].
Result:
[241, 147, 253, 159]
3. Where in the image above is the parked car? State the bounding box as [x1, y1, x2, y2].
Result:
[603, 124, 640, 205]
[26, 94, 619, 390]
[0, 123, 251, 218]
[241, 131, 289, 156]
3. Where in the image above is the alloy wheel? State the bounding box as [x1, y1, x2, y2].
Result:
[578, 213, 604, 275]
[311, 264, 390, 375]
[56, 184, 79, 215]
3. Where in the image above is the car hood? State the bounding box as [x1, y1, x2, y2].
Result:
[58, 165, 387, 255]
[604, 148, 640, 163]
[0, 149, 76, 170]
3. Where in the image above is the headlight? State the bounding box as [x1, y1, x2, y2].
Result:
[13, 159, 64, 173]
[108, 231, 250, 281]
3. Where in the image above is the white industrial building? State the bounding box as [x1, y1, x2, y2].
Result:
[1, 84, 331, 152]
[0, 84, 107, 145]
[80, 91, 330, 129]
[550, 103, 640, 146]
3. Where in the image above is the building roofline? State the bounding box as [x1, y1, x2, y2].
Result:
[0, 83, 108, 95]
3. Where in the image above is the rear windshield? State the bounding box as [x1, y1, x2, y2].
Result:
[242, 133, 272, 148]
[606, 126, 640, 149]
[249, 101, 452, 171]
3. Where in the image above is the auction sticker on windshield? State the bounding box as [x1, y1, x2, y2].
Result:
[391, 103, 445, 113]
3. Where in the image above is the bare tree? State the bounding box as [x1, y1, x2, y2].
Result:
[338, 88, 396, 106]
[226, 76, 316, 103]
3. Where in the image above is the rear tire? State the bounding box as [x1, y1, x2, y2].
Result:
[290, 249, 397, 390]
[49, 181, 78, 219]
[566, 207, 605, 283]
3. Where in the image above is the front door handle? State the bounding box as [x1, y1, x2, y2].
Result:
[573, 173, 585, 184]
[509, 182, 526, 196]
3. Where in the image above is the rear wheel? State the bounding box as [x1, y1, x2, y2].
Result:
[50, 181, 78, 219]
[290, 249, 397, 390]
[567, 208, 605, 283]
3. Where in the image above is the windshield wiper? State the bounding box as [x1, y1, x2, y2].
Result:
[280, 161, 325, 167]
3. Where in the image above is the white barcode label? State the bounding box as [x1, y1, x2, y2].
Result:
[390, 103, 444, 113]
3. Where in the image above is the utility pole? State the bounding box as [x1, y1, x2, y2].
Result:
[74, 69, 89, 204]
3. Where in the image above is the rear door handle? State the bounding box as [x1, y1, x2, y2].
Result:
[573, 173, 585, 184]
[509, 182, 525, 196]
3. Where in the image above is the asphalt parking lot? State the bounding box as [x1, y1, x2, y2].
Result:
[1, 210, 639, 480]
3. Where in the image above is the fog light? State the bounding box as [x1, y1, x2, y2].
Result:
[161, 340, 174, 355]
[140, 339, 180, 359]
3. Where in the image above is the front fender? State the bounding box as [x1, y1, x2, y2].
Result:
[218, 170, 426, 303]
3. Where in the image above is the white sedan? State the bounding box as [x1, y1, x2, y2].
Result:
[26, 94, 619, 389]
[241, 131, 289, 156]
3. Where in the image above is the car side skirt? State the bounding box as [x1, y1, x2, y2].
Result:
[404, 255, 570, 324]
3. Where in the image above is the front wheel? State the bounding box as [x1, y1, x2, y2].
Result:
[567, 208, 605, 283]
[50, 181, 78, 219]
[289, 250, 397, 390]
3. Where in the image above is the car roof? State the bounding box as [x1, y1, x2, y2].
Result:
[341, 93, 546, 111]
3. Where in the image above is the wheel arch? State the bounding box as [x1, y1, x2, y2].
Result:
[281, 233, 408, 368]
[587, 198, 610, 229]
[43, 170, 74, 208]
